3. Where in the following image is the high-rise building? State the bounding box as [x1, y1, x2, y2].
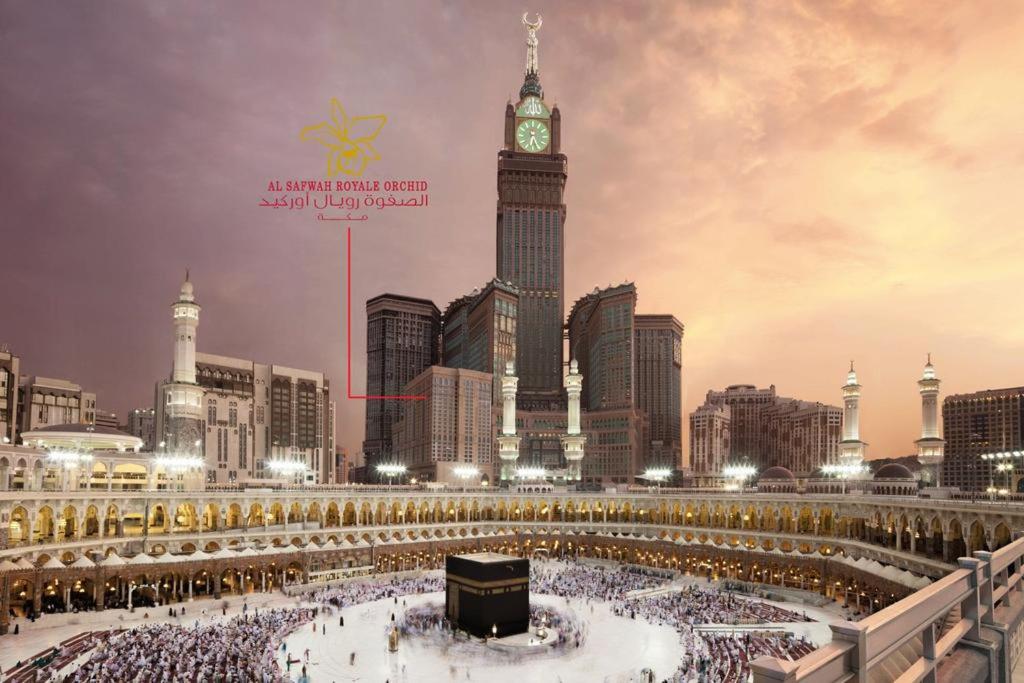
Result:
[156, 276, 336, 484]
[689, 403, 730, 484]
[393, 366, 493, 484]
[333, 447, 349, 485]
[0, 348, 19, 445]
[442, 279, 519, 404]
[363, 294, 440, 470]
[565, 284, 669, 484]
[94, 409, 119, 431]
[190, 353, 334, 484]
[126, 407, 156, 451]
[580, 408, 646, 485]
[701, 385, 777, 462]
[942, 386, 1024, 492]
[567, 284, 637, 411]
[17, 376, 96, 439]
[495, 20, 566, 404]
[634, 315, 684, 469]
[690, 384, 842, 479]
[761, 399, 842, 475]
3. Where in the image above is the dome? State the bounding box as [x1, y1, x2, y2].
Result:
[23, 423, 143, 452]
[874, 463, 914, 480]
[759, 466, 795, 481]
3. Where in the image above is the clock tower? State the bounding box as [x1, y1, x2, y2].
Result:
[496, 13, 567, 406]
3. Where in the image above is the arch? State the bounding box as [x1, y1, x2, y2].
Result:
[205, 503, 222, 531]
[307, 502, 322, 525]
[993, 523, 1012, 550]
[268, 502, 285, 526]
[83, 505, 100, 538]
[8, 505, 29, 545]
[173, 503, 198, 532]
[968, 520, 988, 555]
[104, 504, 120, 537]
[243, 503, 262, 528]
[225, 503, 243, 529]
[35, 505, 55, 543]
[60, 505, 79, 541]
[326, 502, 341, 527]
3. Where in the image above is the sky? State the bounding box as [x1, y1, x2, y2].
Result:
[2, 1, 1023, 463]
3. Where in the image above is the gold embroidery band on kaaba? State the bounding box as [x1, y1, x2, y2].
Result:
[445, 576, 530, 590]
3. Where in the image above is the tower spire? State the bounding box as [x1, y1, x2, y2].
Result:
[520, 13, 544, 99]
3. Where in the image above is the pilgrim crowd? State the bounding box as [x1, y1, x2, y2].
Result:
[39, 558, 820, 682]
[65, 607, 313, 682]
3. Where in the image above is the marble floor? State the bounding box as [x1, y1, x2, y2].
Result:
[0, 574, 845, 682]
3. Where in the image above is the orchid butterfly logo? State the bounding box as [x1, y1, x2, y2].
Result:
[299, 98, 386, 177]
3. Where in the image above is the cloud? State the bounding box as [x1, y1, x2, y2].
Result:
[1, 0, 1022, 463]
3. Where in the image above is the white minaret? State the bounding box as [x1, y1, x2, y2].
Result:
[158, 272, 205, 455]
[497, 361, 522, 482]
[561, 359, 586, 482]
[172, 272, 201, 384]
[838, 361, 867, 467]
[915, 354, 945, 487]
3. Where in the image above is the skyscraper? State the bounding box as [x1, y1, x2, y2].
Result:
[496, 17, 566, 403]
[689, 384, 842, 479]
[942, 386, 1024, 492]
[441, 279, 519, 404]
[701, 384, 777, 462]
[567, 283, 637, 411]
[634, 315, 684, 469]
[393, 366, 493, 484]
[363, 294, 440, 470]
[690, 403, 730, 482]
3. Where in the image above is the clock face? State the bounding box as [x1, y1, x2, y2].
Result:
[516, 119, 550, 153]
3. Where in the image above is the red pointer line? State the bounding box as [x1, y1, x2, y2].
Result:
[346, 226, 426, 400]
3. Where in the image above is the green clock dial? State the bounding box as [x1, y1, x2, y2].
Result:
[516, 119, 550, 153]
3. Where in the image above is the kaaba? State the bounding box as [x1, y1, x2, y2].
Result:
[445, 552, 529, 638]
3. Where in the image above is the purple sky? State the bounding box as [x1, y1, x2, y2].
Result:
[2, 1, 1023, 462]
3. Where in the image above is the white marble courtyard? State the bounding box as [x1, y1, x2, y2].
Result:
[0, 570, 844, 682]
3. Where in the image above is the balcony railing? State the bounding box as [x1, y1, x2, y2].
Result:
[751, 532, 1024, 681]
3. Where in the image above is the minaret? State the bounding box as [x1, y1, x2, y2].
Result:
[497, 361, 522, 482]
[172, 271, 200, 384]
[838, 361, 867, 467]
[915, 354, 945, 486]
[561, 359, 586, 481]
[157, 273, 205, 456]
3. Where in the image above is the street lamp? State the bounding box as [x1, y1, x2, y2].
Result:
[515, 466, 547, 481]
[821, 463, 868, 494]
[376, 463, 407, 486]
[453, 466, 479, 490]
[721, 463, 757, 491]
[267, 459, 309, 485]
[641, 467, 672, 489]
